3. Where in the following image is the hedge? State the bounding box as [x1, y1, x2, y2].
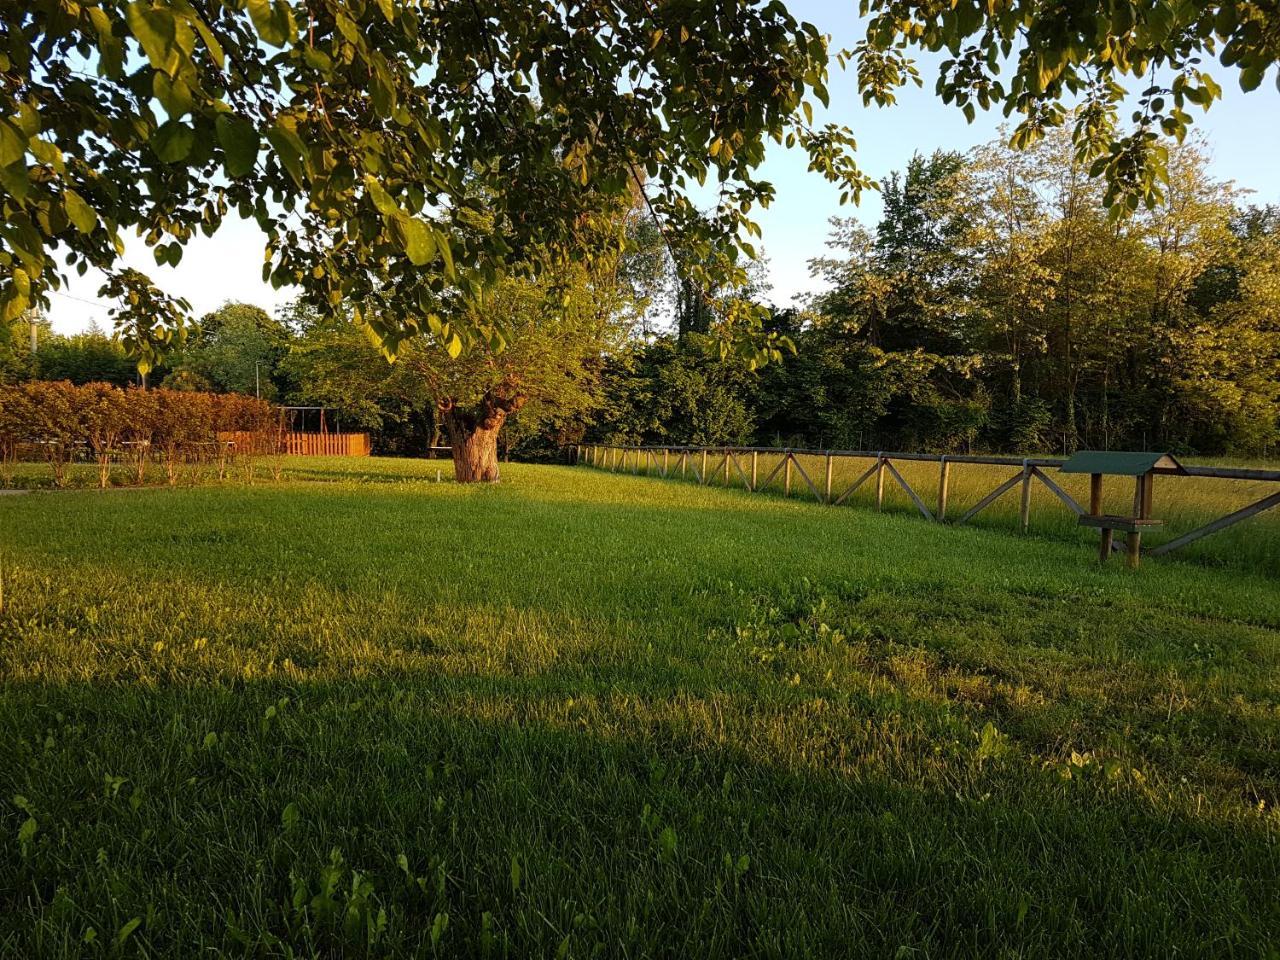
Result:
[0, 382, 279, 488]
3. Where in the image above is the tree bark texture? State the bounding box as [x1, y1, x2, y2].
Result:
[439, 390, 525, 483]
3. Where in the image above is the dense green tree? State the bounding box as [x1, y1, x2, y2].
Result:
[595, 132, 1278, 457]
[289, 251, 640, 480]
[279, 304, 438, 453]
[593, 335, 757, 447]
[164, 302, 291, 398]
[31, 325, 138, 387]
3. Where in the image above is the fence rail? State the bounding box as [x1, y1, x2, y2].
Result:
[571, 444, 1280, 563]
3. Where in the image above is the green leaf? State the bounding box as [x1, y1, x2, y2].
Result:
[374, 0, 395, 23]
[63, 189, 98, 234]
[363, 175, 399, 218]
[398, 216, 435, 266]
[125, 2, 179, 75]
[188, 12, 225, 69]
[151, 120, 194, 162]
[215, 114, 260, 178]
[114, 917, 143, 949]
[435, 229, 456, 281]
[265, 121, 307, 186]
[0, 159, 29, 202]
[153, 72, 194, 117]
[0, 118, 27, 167]
[17, 815, 37, 847]
[248, 0, 296, 47]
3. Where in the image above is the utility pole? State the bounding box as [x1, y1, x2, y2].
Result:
[28, 306, 41, 354]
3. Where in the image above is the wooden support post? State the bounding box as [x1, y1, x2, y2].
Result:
[750, 451, 758, 492]
[784, 454, 793, 497]
[1126, 474, 1151, 569]
[663, 449, 669, 477]
[681, 451, 687, 479]
[1089, 473, 1103, 515]
[875, 456, 885, 511]
[937, 457, 951, 521]
[1099, 527, 1114, 563]
[1020, 460, 1032, 533]
[824, 454, 833, 504]
[700, 449, 707, 484]
[723, 448, 730, 486]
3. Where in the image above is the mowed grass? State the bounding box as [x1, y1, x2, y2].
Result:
[1, 457, 1279, 958]
[600, 449, 1280, 575]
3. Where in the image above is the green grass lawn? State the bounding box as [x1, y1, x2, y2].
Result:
[2, 458, 1278, 957]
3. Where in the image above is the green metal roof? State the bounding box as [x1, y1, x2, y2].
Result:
[1060, 450, 1185, 475]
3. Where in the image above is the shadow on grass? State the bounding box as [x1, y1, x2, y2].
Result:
[2, 675, 1277, 959]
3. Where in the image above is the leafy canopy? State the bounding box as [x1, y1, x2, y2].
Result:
[6, 1, 1275, 367]
[2, 0, 868, 367]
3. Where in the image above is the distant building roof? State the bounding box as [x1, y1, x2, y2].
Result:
[1060, 450, 1186, 475]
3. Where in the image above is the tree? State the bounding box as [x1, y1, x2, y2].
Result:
[4, 0, 867, 369]
[290, 257, 636, 480]
[752, 129, 1275, 456]
[29, 324, 138, 387]
[165, 302, 291, 398]
[280, 304, 438, 453]
[593, 335, 757, 447]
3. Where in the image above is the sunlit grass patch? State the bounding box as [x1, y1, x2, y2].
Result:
[1, 460, 1278, 957]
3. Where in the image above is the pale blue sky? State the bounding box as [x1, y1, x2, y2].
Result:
[47, 3, 1280, 333]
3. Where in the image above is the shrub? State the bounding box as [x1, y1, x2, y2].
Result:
[0, 383, 275, 488]
[82, 383, 130, 488]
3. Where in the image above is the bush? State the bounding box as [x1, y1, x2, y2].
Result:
[0, 382, 274, 488]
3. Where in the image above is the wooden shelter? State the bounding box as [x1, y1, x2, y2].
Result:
[1061, 451, 1186, 568]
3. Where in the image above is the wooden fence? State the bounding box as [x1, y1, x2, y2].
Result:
[218, 432, 371, 456]
[571, 444, 1280, 562]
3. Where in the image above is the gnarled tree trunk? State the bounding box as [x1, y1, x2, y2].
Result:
[439, 390, 526, 483]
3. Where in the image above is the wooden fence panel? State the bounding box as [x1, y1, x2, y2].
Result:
[218, 432, 371, 456]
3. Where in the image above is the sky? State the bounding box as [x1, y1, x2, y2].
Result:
[45, 2, 1280, 334]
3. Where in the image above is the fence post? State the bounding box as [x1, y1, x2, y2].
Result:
[784, 452, 793, 497]
[1020, 459, 1032, 533]
[681, 450, 688, 479]
[875, 454, 885, 511]
[750, 451, 758, 492]
[938, 456, 951, 521]
[663, 448, 669, 477]
[700, 449, 708, 484]
[723, 447, 730, 486]
[824, 453, 833, 504]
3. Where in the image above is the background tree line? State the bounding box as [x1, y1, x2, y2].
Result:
[4, 129, 1276, 460]
[592, 130, 1280, 457]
